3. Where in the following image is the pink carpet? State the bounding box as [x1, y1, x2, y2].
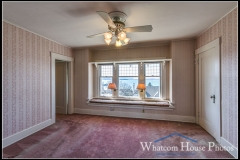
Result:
[3, 114, 233, 158]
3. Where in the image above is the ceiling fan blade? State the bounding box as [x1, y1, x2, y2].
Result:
[124, 25, 153, 32]
[86, 32, 107, 38]
[97, 11, 116, 28]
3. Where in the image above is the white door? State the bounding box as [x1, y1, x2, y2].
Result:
[55, 61, 68, 114]
[197, 39, 220, 143]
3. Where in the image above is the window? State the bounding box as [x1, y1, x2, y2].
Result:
[118, 64, 139, 97]
[100, 65, 113, 96]
[144, 63, 161, 98]
[94, 60, 170, 100]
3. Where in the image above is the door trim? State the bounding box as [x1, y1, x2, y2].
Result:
[195, 38, 221, 137]
[51, 52, 74, 123]
[195, 38, 220, 55]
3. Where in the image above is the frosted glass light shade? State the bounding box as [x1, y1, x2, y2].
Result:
[115, 39, 122, 47]
[103, 32, 130, 47]
[104, 32, 112, 39]
[118, 31, 126, 40]
[123, 37, 130, 44]
[104, 38, 111, 45]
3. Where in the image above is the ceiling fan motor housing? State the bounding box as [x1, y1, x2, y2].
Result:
[109, 11, 127, 22]
[108, 11, 127, 36]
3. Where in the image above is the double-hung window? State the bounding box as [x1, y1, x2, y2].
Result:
[99, 65, 113, 97]
[118, 64, 139, 97]
[144, 63, 161, 98]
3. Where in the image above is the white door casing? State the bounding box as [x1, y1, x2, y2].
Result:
[195, 38, 220, 143]
[51, 52, 74, 123]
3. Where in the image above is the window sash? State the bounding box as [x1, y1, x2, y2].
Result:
[118, 63, 139, 77]
[100, 64, 113, 77]
[99, 77, 112, 96]
[99, 64, 113, 97]
[144, 62, 162, 99]
[144, 62, 161, 76]
[118, 76, 139, 97]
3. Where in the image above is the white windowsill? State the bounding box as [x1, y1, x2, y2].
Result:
[92, 96, 170, 102]
[86, 97, 174, 111]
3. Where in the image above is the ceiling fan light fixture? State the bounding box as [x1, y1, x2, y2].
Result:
[104, 32, 112, 39]
[118, 31, 126, 40]
[87, 11, 153, 47]
[104, 38, 112, 45]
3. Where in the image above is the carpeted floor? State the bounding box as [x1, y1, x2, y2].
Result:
[3, 114, 233, 158]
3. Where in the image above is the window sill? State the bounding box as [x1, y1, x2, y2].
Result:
[87, 98, 174, 110]
[92, 96, 168, 102]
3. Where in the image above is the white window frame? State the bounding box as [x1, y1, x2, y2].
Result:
[89, 59, 172, 102]
[144, 62, 163, 100]
[117, 63, 140, 98]
[98, 64, 113, 97]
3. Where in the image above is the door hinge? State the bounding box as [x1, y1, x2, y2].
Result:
[198, 111, 200, 117]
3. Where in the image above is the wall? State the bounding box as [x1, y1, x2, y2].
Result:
[3, 21, 73, 139]
[171, 40, 196, 116]
[91, 45, 170, 61]
[74, 41, 195, 118]
[74, 49, 90, 111]
[55, 62, 67, 113]
[196, 7, 238, 148]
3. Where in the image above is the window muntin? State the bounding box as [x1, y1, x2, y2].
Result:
[119, 64, 138, 76]
[100, 65, 113, 96]
[101, 65, 113, 76]
[145, 63, 160, 76]
[144, 63, 161, 98]
[118, 64, 139, 97]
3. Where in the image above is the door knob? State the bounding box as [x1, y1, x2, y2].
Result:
[210, 95, 215, 103]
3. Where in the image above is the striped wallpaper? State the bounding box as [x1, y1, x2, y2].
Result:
[3, 21, 73, 139]
[196, 7, 238, 148]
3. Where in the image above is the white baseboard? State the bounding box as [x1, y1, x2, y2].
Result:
[74, 108, 196, 123]
[2, 119, 54, 148]
[220, 137, 238, 158]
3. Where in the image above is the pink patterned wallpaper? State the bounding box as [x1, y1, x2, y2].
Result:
[3, 21, 73, 139]
[196, 7, 238, 148]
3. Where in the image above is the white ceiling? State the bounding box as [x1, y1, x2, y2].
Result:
[3, 2, 237, 48]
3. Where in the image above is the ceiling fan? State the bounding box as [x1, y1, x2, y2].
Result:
[86, 11, 153, 47]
